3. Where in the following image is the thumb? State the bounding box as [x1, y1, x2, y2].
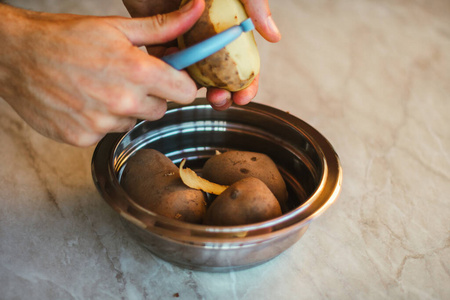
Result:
[116, 0, 205, 46]
[240, 0, 281, 43]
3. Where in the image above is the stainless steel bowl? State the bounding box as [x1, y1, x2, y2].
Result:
[92, 98, 342, 272]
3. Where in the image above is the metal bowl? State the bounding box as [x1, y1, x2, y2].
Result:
[91, 98, 342, 272]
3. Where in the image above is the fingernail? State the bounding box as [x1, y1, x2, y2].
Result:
[180, 0, 195, 13]
[214, 96, 231, 110]
[267, 16, 281, 39]
[216, 97, 228, 107]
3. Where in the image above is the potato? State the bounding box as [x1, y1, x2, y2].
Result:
[178, 0, 260, 91]
[204, 177, 282, 226]
[120, 149, 206, 224]
[202, 150, 288, 211]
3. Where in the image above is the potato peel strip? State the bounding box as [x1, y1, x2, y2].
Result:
[179, 159, 228, 195]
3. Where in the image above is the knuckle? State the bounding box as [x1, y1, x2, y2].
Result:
[88, 116, 113, 133]
[152, 14, 168, 28]
[126, 58, 148, 81]
[107, 92, 140, 115]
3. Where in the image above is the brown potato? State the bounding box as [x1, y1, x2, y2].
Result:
[204, 177, 282, 226]
[202, 150, 288, 211]
[120, 149, 206, 224]
[178, 0, 260, 91]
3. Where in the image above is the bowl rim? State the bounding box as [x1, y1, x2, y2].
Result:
[92, 99, 342, 242]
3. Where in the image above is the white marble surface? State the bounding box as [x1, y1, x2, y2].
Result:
[1, 0, 450, 299]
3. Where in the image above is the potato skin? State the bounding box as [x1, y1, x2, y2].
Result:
[204, 177, 282, 226]
[202, 151, 288, 211]
[178, 0, 259, 91]
[120, 149, 206, 224]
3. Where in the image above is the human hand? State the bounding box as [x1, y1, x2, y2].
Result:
[0, 1, 204, 146]
[122, 0, 281, 110]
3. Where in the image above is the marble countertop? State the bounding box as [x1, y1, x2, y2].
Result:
[1, 0, 449, 299]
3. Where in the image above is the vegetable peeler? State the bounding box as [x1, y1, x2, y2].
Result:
[162, 18, 255, 70]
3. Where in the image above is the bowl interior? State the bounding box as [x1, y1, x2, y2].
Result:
[113, 100, 324, 215]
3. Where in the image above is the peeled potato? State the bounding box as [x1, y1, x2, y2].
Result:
[178, 0, 260, 91]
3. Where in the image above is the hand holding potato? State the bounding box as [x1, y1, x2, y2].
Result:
[0, 1, 204, 146]
[122, 0, 281, 110]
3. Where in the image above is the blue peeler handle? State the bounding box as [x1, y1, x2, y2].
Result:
[162, 18, 254, 70]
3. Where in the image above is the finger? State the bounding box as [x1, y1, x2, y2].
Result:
[74, 109, 135, 134]
[110, 117, 137, 132]
[30, 107, 104, 147]
[90, 115, 136, 133]
[143, 55, 198, 103]
[116, 0, 205, 46]
[96, 54, 195, 112]
[68, 132, 105, 147]
[54, 119, 105, 147]
[240, 0, 281, 43]
[206, 88, 233, 111]
[104, 92, 168, 121]
[105, 90, 168, 120]
[128, 95, 168, 121]
[232, 74, 259, 105]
